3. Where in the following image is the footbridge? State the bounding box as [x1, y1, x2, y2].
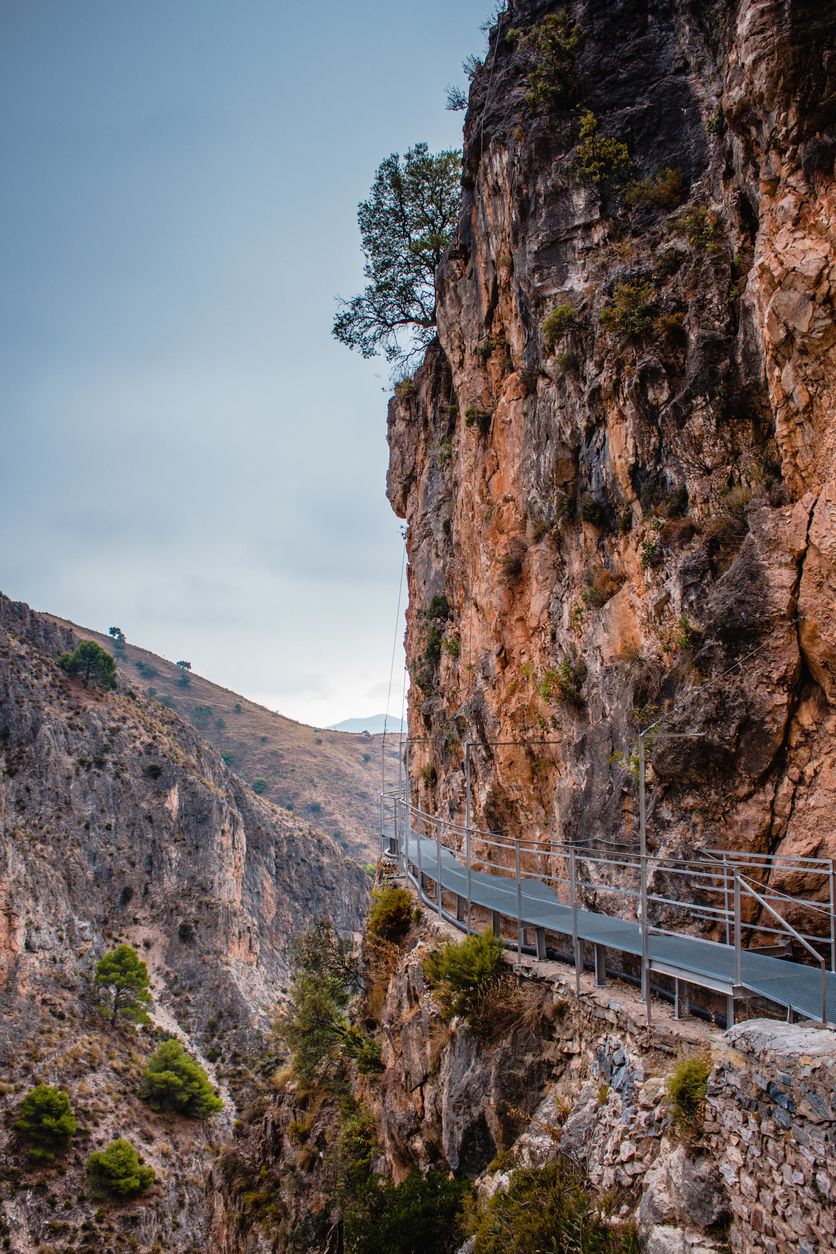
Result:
[381, 793, 836, 1028]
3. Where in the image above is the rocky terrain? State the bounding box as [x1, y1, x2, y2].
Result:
[0, 593, 368, 1251]
[388, 0, 836, 912]
[210, 883, 836, 1254]
[46, 616, 400, 864]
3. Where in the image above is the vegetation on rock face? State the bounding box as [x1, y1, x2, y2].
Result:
[625, 166, 687, 210]
[86, 1138, 156, 1200]
[575, 110, 632, 187]
[521, 12, 584, 112]
[424, 931, 503, 1019]
[275, 921, 359, 1080]
[13, 1085, 77, 1163]
[599, 281, 658, 339]
[668, 1054, 711, 1135]
[94, 943, 152, 1025]
[366, 885, 414, 944]
[333, 143, 462, 365]
[345, 1168, 470, 1254]
[470, 1157, 640, 1253]
[542, 302, 578, 353]
[58, 639, 117, 690]
[141, 1038, 223, 1118]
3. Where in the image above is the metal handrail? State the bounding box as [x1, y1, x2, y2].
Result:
[736, 872, 828, 1024]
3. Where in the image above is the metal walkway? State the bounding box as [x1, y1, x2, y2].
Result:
[384, 796, 836, 1028]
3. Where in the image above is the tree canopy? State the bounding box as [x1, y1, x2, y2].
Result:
[14, 1085, 77, 1163]
[87, 1138, 156, 1199]
[58, 639, 117, 690]
[141, 1038, 222, 1118]
[332, 142, 462, 366]
[94, 943, 152, 1024]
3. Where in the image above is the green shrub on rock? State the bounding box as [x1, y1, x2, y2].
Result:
[424, 931, 503, 1019]
[668, 1054, 711, 1135]
[366, 885, 414, 944]
[86, 1138, 155, 1200]
[345, 1168, 469, 1254]
[14, 1085, 77, 1163]
[141, 1038, 222, 1118]
[470, 1157, 640, 1253]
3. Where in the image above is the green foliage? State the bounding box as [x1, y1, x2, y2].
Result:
[541, 302, 578, 353]
[625, 166, 686, 209]
[366, 885, 414, 944]
[575, 111, 632, 187]
[640, 536, 663, 570]
[579, 494, 606, 526]
[275, 921, 358, 1081]
[14, 1085, 77, 1163]
[345, 1169, 469, 1254]
[333, 143, 462, 365]
[94, 944, 152, 1025]
[134, 660, 159, 679]
[706, 105, 725, 136]
[394, 377, 416, 399]
[251, 778, 269, 795]
[599, 281, 657, 339]
[470, 1157, 639, 1253]
[424, 931, 503, 1020]
[464, 408, 493, 436]
[522, 12, 583, 112]
[668, 1055, 711, 1135]
[668, 205, 724, 251]
[538, 656, 586, 706]
[141, 1038, 222, 1118]
[58, 640, 116, 691]
[86, 1139, 155, 1200]
[221, 751, 235, 765]
[192, 704, 212, 724]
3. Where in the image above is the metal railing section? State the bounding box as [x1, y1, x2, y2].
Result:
[379, 791, 836, 1025]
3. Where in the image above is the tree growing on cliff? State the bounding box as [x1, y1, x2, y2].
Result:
[332, 142, 462, 365]
[14, 1085, 77, 1163]
[94, 943, 152, 1025]
[58, 640, 117, 690]
[86, 1138, 155, 1199]
[141, 1039, 222, 1118]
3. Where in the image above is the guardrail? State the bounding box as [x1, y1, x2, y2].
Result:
[380, 790, 836, 1025]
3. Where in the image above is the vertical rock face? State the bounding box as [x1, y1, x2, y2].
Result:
[388, 0, 835, 891]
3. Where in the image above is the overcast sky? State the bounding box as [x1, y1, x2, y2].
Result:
[0, 0, 489, 726]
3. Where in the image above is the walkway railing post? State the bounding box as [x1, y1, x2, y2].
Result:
[435, 816, 442, 915]
[638, 733, 650, 1020]
[465, 742, 473, 933]
[829, 860, 836, 974]
[569, 846, 580, 997]
[515, 836, 522, 961]
[416, 807, 422, 896]
[722, 854, 731, 946]
[734, 871, 742, 989]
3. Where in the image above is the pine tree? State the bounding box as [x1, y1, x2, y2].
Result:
[141, 1039, 222, 1118]
[94, 944, 152, 1024]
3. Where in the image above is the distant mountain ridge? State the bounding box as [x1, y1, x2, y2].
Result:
[329, 714, 406, 735]
[46, 614, 400, 861]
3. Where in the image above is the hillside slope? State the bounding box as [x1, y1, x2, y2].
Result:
[46, 616, 402, 863]
[0, 593, 368, 1250]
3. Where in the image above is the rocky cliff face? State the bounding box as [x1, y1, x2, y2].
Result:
[0, 593, 367, 1251]
[388, 0, 835, 903]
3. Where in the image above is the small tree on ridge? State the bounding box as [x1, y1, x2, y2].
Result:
[94, 944, 152, 1025]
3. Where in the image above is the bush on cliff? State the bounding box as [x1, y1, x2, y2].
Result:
[14, 1085, 77, 1163]
[94, 943, 152, 1025]
[141, 1038, 222, 1118]
[470, 1157, 640, 1253]
[424, 931, 503, 1020]
[345, 1168, 469, 1254]
[668, 1053, 711, 1135]
[366, 885, 414, 944]
[86, 1138, 155, 1200]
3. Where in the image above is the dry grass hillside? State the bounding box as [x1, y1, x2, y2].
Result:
[47, 616, 402, 862]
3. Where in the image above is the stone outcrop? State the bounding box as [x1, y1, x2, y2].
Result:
[387, 0, 836, 916]
[0, 593, 367, 1252]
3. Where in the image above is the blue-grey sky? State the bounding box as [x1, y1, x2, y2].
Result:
[0, 0, 488, 725]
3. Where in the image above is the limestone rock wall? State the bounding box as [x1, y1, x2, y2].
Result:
[387, 0, 836, 917]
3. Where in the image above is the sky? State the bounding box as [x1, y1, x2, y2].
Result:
[0, 0, 490, 727]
